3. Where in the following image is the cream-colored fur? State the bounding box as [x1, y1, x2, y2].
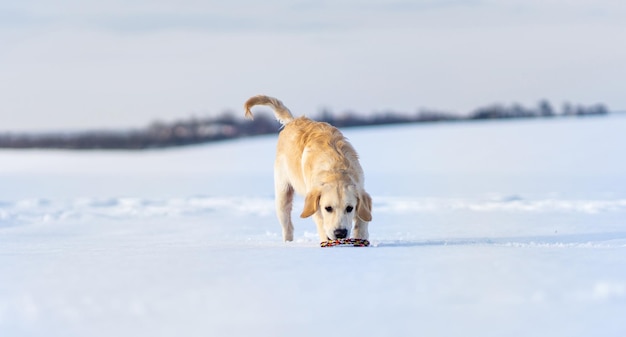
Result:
[244, 95, 372, 242]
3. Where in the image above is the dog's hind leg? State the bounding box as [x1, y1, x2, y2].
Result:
[275, 178, 295, 242]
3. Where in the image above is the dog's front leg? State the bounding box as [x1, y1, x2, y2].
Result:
[275, 184, 295, 242]
[352, 219, 369, 240]
[312, 212, 327, 242]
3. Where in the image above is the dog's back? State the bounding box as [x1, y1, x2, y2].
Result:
[282, 118, 357, 191]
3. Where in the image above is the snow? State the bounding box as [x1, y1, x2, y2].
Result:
[1, 115, 626, 336]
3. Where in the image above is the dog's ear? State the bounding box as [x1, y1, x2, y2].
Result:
[300, 189, 321, 218]
[357, 191, 372, 222]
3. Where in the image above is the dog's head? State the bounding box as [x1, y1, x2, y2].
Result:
[300, 183, 372, 240]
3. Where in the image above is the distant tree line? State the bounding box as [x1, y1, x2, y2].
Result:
[0, 100, 610, 150]
[468, 100, 608, 120]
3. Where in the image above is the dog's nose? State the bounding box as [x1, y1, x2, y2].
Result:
[334, 228, 348, 239]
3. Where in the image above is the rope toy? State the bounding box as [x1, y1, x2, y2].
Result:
[320, 238, 370, 247]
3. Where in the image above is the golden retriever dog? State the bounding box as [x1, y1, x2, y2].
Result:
[244, 95, 372, 243]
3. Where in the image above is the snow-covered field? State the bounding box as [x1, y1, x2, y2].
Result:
[1, 115, 626, 337]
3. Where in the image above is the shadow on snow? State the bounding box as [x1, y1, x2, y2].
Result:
[374, 231, 626, 248]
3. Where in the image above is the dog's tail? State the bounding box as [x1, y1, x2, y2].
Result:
[244, 95, 294, 126]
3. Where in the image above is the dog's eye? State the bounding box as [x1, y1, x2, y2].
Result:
[325, 206, 333, 213]
[346, 206, 354, 213]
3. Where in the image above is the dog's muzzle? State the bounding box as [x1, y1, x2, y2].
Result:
[333, 228, 348, 239]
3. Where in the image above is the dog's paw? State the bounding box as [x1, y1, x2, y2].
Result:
[281, 223, 294, 242]
[352, 230, 369, 240]
[352, 222, 369, 240]
[282, 231, 294, 242]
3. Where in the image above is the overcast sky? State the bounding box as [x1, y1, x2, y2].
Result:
[1, 0, 625, 131]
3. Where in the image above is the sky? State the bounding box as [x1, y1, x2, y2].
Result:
[1, 0, 625, 131]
